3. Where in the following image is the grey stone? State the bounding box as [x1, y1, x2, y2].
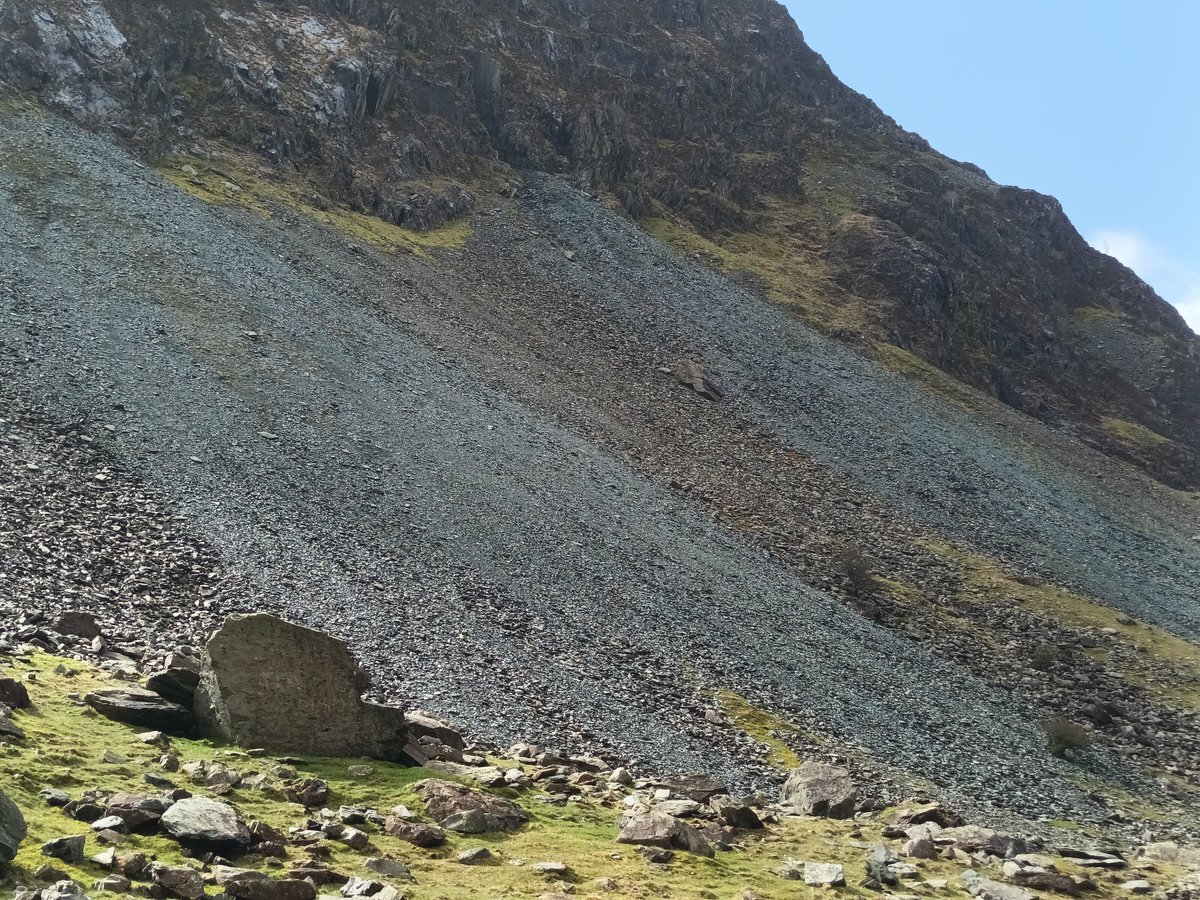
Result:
[441, 808, 499, 834]
[1121, 881, 1151, 895]
[804, 862, 846, 887]
[414, 779, 528, 832]
[145, 667, 201, 708]
[42, 835, 86, 864]
[781, 762, 857, 818]
[193, 614, 419, 762]
[151, 864, 205, 900]
[456, 848, 492, 865]
[616, 811, 713, 858]
[84, 688, 194, 735]
[94, 874, 131, 892]
[159, 797, 252, 852]
[0, 788, 28, 862]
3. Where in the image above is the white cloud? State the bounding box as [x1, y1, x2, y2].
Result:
[1090, 229, 1157, 272]
[1087, 229, 1200, 333]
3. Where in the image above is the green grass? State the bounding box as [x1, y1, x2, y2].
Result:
[714, 691, 806, 770]
[157, 156, 471, 257]
[1099, 416, 1173, 450]
[921, 539, 1200, 710]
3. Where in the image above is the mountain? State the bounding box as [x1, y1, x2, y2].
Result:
[2, 0, 1200, 845]
[3, 0, 1197, 487]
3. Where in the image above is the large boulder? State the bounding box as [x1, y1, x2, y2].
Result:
[781, 761, 858, 818]
[412, 779, 528, 832]
[616, 810, 713, 858]
[160, 797, 252, 853]
[85, 688, 194, 735]
[0, 788, 27, 862]
[194, 615, 420, 762]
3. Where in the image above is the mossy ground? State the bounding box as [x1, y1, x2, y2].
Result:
[1099, 416, 1173, 452]
[920, 540, 1200, 711]
[0, 654, 957, 899]
[157, 156, 471, 257]
[1, 653, 1192, 899]
[713, 691, 806, 770]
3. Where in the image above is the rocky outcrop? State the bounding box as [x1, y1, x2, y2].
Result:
[193, 614, 419, 763]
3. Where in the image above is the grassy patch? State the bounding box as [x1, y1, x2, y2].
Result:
[640, 203, 868, 333]
[874, 343, 991, 415]
[1072, 306, 1125, 326]
[1100, 416, 1172, 450]
[157, 156, 470, 256]
[921, 539, 1200, 710]
[714, 691, 805, 770]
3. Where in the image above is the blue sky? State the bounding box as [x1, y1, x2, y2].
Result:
[783, 1, 1200, 331]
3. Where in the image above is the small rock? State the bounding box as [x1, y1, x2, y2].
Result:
[456, 847, 493, 865]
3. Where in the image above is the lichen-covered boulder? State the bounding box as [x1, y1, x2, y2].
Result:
[194, 614, 420, 762]
[616, 810, 713, 857]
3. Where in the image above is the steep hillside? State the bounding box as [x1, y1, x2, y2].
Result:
[3, 104, 1200, 843]
[2, 0, 1198, 486]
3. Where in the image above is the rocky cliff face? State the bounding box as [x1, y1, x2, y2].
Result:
[2, 0, 1197, 485]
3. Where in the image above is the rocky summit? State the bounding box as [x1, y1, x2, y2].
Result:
[0, 0, 1199, 898]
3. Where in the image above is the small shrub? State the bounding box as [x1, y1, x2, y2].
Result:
[1042, 718, 1091, 758]
[836, 545, 881, 620]
[1030, 644, 1059, 671]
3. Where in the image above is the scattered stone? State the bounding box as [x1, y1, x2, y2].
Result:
[285, 778, 330, 808]
[146, 666, 201, 708]
[662, 774, 729, 803]
[42, 881, 86, 900]
[90, 816, 126, 834]
[225, 877, 319, 900]
[967, 878, 1036, 900]
[1122, 881, 1152, 895]
[160, 797, 252, 852]
[347, 766, 374, 778]
[441, 808, 500, 834]
[533, 861, 569, 876]
[892, 801, 964, 828]
[656, 799, 701, 818]
[781, 762, 857, 818]
[608, 768, 633, 786]
[38, 789, 69, 809]
[194, 614, 419, 762]
[710, 796, 762, 830]
[41, 835, 86, 864]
